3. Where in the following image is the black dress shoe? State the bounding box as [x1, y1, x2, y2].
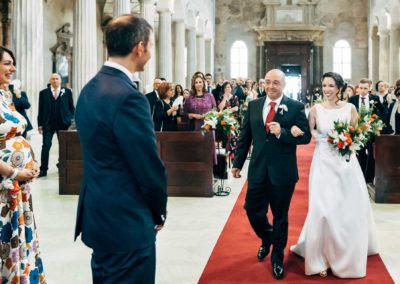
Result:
[272, 262, 284, 280]
[38, 170, 47, 177]
[257, 243, 271, 261]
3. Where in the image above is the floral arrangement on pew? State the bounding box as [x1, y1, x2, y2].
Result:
[358, 102, 385, 137]
[201, 108, 240, 138]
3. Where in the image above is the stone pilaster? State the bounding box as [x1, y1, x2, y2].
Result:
[378, 30, 389, 82]
[73, 0, 97, 99]
[157, 8, 173, 81]
[205, 39, 213, 75]
[114, 0, 131, 17]
[196, 32, 205, 73]
[389, 25, 400, 84]
[11, 0, 44, 128]
[173, 20, 185, 85]
[140, 0, 156, 93]
[186, 28, 197, 88]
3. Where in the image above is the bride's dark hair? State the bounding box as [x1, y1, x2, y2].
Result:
[321, 72, 347, 103]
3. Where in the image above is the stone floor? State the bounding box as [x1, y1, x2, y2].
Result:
[27, 133, 400, 284]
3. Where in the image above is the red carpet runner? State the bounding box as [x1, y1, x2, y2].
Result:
[199, 143, 394, 283]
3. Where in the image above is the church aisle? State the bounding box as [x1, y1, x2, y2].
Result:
[27, 133, 400, 283]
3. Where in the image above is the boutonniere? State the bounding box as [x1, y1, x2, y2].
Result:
[278, 104, 288, 115]
[60, 88, 66, 97]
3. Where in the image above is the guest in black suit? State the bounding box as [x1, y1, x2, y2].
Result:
[145, 78, 162, 127]
[232, 69, 311, 279]
[257, 78, 267, 98]
[37, 73, 74, 177]
[349, 78, 387, 183]
[388, 87, 400, 134]
[74, 15, 167, 284]
[10, 84, 33, 138]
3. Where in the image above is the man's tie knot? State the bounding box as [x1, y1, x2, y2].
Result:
[361, 97, 365, 105]
[269, 102, 276, 108]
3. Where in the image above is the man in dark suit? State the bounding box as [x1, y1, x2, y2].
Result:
[257, 78, 266, 98]
[74, 15, 167, 284]
[349, 78, 387, 183]
[145, 77, 162, 129]
[11, 85, 33, 138]
[232, 69, 311, 279]
[37, 73, 74, 177]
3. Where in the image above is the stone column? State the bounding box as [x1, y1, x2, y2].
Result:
[157, 8, 173, 81]
[196, 32, 205, 73]
[389, 25, 400, 84]
[371, 32, 380, 84]
[11, 0, 44, 128]
[73, 0, 98, 99]
[141, 0, 156, 93]
[173, 19, 185, 85]
[114, 0, 131, 17]
[378, 30, 390, 82]
[186, 28, 197, 87]
[205, 38, 212, 74]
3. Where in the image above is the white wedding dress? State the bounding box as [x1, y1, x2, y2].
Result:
[291, 103, 378, 278]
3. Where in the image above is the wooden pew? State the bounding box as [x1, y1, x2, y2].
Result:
[372, 135, 400, 203]
[59, 130, 214, 197]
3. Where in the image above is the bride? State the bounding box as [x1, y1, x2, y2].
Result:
[290, 72, 378, 278]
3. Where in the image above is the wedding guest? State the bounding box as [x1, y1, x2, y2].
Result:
[0, 46, 45, 283]
[217, 81, 239, 113]
[184, 73, 216, 131]
[10, 81, 33, 138]
[388, 87, 400, 134]
[153, 82, 178, 131]
[37, 73, 74, 177]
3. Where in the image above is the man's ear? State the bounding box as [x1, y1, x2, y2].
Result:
[133, 41, 145, 56]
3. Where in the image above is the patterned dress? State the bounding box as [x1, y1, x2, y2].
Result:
[0, 92, 45, 283]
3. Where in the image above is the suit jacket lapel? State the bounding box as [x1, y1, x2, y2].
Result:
[254, 96, 266, 128]
[272, 95, 289, 123]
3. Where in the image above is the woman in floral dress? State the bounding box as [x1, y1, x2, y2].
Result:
[0, 46, 45, 283]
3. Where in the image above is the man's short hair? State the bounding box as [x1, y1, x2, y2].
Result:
[105, 14, 152, 57]
[359, 78, 372, 86]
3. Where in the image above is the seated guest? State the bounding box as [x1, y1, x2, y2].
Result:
[153, 82, 178, 131]
[218, 81, 239, 113]
[388, 87, 400, 135]
[184, 73, 216, 131]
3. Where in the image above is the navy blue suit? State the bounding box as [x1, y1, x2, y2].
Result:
[74, 65, 168, 283]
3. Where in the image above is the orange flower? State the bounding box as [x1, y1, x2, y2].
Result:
[346, 137, 353, 145]
[204, 124, 211, 130]
[12, 141, 23, 151]
[220, 120, 226, 126]
[362, 124, 370, 130]
[371, 114, 378, 119]
[337, 141, 344, 149]
[348, 126, 355, 132]
[217, 112, 223, 117]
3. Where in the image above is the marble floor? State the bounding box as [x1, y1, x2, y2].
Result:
[27, 133, 399, 284]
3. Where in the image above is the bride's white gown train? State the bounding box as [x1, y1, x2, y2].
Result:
[291, 103, 378, 278]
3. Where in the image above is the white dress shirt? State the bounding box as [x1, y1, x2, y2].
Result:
[359, 95, 370, 111]
[262, 95, 284, 124]
[104, 61, 140, 88]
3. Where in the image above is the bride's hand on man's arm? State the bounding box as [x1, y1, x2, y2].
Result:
[290, 125, 304, 137]
[231, 168, 241, 178]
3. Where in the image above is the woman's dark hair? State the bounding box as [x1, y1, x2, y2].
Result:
[190, 74, 206, 94]
[105, 15, 152, 57]
[375, 80, 383, 92]
[395, 87, 400, 98]
[222, 81, 232, 93]
[0, 46, 16, 65]
[321, 72, 347, 103]
[158, 82, 173, 100]
[174, 84, 183, 95]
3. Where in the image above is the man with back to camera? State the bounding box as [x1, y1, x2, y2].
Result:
[74, 14, 168, 284]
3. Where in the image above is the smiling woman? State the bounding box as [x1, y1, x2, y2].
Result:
[0, 46, 46, 283]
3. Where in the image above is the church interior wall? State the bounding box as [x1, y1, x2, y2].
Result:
[43, 0, 74, 85]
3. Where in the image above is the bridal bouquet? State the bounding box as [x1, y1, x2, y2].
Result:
[358, 102, 385, 137]
[327, 120, 369, 162]
[201, 108, 239, 137]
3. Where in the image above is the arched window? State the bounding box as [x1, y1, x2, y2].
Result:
[230, 41, 248, 78]
[333, 40, 351, 79]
